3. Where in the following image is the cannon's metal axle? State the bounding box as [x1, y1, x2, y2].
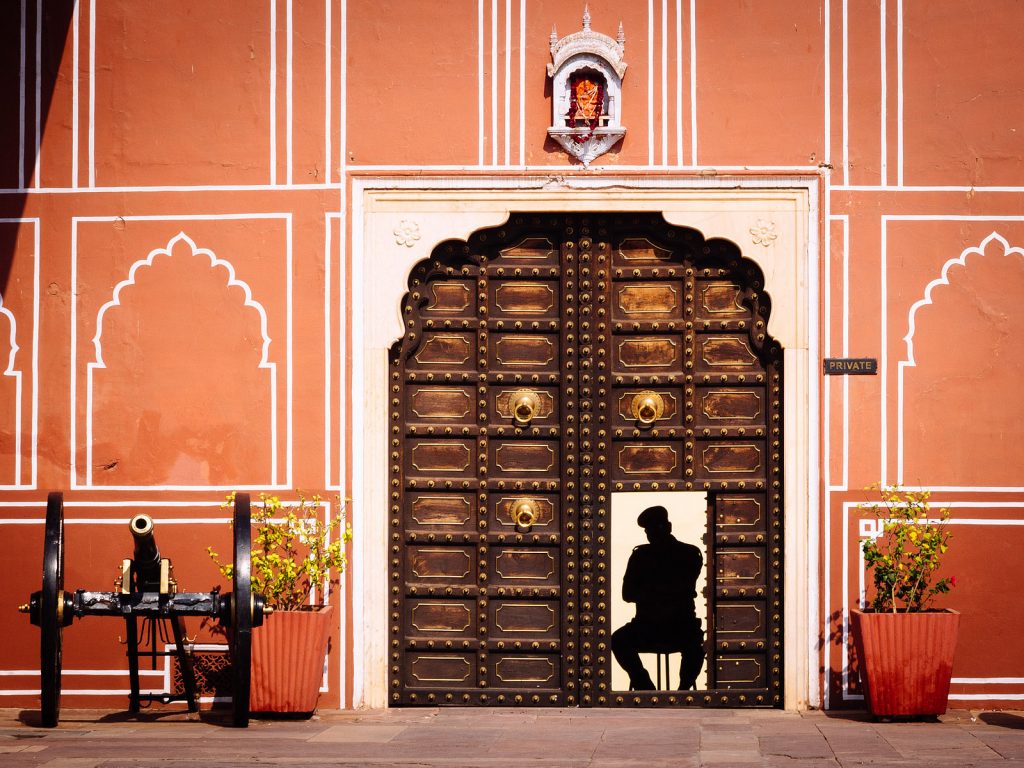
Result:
[19, 492, 266, 728]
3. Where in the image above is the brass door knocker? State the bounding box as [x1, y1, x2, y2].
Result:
[630, 390, 665, 426]
[511, 499, 538, 529]
[511, 390, 540, 426]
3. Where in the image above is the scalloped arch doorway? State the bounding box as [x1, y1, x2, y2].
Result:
[350, 177, 818, 711]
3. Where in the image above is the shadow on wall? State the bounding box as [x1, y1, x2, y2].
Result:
[0, 1, 76, 293]
[825, 606, 867, 709]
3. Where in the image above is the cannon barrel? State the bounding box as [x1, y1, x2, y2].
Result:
[129, 514, 163, 590]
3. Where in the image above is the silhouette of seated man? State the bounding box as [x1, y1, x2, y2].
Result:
[611, 504, 705, 691]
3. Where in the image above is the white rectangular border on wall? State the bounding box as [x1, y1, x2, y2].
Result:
[81, 0, 290, 189]
[0, 217, 39, 490]
[325, 212, 345, 492]
[881, 215, 1024, 492]
[837, 500, 1024, 703]
[5, 0, 830, 194]
[15, 0, 42, 190]
[7, 0, 338, 195]
[69, 213, 294, 491]
[824, 213, 850, 495]
[0, 500, 228, 697]
[821, 211, 849, 710]
[0, 498, 346, 703]
[833, 0, 1024, 193]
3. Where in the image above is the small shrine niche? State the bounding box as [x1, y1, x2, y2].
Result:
[547, 7, 627, 166]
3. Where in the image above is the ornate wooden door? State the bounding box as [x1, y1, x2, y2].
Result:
[389, 213, 783, 708]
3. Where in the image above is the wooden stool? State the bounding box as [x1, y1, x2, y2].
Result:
[654, 652, 678, 690]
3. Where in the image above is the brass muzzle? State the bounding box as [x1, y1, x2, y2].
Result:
[130, 514, 154, 538]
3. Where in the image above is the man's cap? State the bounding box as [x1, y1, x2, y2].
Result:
[637, 505, 669, 528]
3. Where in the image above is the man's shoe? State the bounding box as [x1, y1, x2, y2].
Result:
[630, 674, 656, 691]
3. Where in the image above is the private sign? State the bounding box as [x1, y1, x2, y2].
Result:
[823, 358, 878, 375]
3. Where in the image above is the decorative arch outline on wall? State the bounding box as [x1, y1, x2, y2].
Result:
[897, 231, 1024, 486]
[85, 231, 278, 487]
[0, 298, 20, 375]
[901, 232, 1022, 365]
[0, 293, 22, 486]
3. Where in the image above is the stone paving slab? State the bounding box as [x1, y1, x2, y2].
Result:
[2, 708, 1024, 767]
[758, 734, 834, 760]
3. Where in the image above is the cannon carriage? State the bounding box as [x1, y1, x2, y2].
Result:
[19, 492, 268, 727]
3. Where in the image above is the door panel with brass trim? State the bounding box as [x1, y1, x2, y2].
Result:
[613, 336, 683, 372]
[405, 600, 476, 637]
[490, 600, 560, 637]
[406, 492, 476, 530]
[408, 654, 476, 687]
[489, 333, 560, 373]
[407, 547, 476, 585]
[391, 223, 575, 708]
[716, 657, 767, 688]
[407, 331, 476, 370]
[695, 388, 765, 428]
[715, 495, 765, 529]
[391, 214, 783, 708]
[695, 335, 761, 373]
[490, 548, 560, 587]
[613, 281, 684, 321]
[614, 441, 684, 478]
[406, 385, 477, 425]
[695, 281, 748, 320]
[489, 440, 560, 478]
[403, 439, 476, 479]
[488, 655, 561, 690]
[422, 280, 476, 317]
[489, 280, 560, 318]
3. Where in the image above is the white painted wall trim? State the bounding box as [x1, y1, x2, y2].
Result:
[350, 175, 820, 710]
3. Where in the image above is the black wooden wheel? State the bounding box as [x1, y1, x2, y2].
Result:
[40, 492, 66, 728]
[231, 492, 253, 728]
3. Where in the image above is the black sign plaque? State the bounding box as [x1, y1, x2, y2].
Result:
[823, 357, 877, 375]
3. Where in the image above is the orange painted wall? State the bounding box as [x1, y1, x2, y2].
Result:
[1, 0, 1023, 712]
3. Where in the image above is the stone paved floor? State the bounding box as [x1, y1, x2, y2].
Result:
[2, 707, 1024, 767]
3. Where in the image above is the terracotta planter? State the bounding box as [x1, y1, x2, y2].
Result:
[250, 605, 333, 714]
[850, 608, 960, 717]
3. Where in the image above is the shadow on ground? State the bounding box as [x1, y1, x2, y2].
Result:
[820, 709, 874, 722]
[980, 712, 1024, 730]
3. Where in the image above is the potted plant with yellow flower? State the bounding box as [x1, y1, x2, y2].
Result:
[851, 485, 958, 718]
[208, 491, 351, 714]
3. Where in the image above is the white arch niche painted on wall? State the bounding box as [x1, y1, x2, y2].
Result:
[0, 293, 22, 487]
[349, 177, 819, 711]
[898, 232, 1024, 490]
[86, 231, 278, 488]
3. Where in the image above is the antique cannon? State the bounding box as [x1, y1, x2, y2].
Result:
[18, 492, 268, 728]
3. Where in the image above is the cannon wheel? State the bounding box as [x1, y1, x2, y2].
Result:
[231, 493, 253, 728]
[40, 492, 65, 728]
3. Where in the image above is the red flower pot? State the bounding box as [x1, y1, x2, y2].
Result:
[850, 608, 960, 717]
[250, 605, 333, 714]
